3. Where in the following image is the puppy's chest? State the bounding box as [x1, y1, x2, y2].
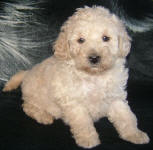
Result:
[78, 76, 115, 101]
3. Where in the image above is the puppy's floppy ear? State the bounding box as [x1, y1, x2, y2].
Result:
[112, 14, 131, 58]
[53, 27, 71, 60]
[118, 30, 131, 58]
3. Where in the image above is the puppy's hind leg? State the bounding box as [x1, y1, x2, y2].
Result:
[107, 100, 150, 144]
[23, 102, 54, 125]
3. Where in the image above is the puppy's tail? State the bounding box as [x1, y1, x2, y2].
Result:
[2, 70, 28, 92]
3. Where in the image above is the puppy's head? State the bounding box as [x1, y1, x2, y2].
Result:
[53, 6, 131, 74]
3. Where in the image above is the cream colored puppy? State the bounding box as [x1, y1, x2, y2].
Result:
[3, 6, 149, 148]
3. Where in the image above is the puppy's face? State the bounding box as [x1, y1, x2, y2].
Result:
[54, 7, 131, 75]
[68, 20, 123, 74]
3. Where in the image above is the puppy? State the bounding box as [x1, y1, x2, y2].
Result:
[3, 6, 150, 148]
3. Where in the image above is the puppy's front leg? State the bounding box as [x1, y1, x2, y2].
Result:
[62, 104, 100, 148]
[107, 100, 150, 144]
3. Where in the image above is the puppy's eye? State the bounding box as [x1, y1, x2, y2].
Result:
[102, 36, 110, 42]
[77, 38, 85, 44]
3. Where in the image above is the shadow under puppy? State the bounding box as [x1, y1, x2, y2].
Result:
[3, 6, 149, 148]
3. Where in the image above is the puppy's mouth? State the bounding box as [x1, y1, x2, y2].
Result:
[83, 53, 113, 74]
[76, 52, 114, 75]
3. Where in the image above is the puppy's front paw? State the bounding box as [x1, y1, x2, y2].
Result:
[122, 130, 150, 144]
[75, 133, 100, 149]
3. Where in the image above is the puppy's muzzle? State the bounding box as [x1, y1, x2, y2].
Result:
[88, 54, 101, 65]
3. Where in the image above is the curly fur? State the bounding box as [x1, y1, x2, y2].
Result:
[3, 6, 149, 148]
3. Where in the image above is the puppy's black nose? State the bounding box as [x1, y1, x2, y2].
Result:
[88, 55, 101, 64]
